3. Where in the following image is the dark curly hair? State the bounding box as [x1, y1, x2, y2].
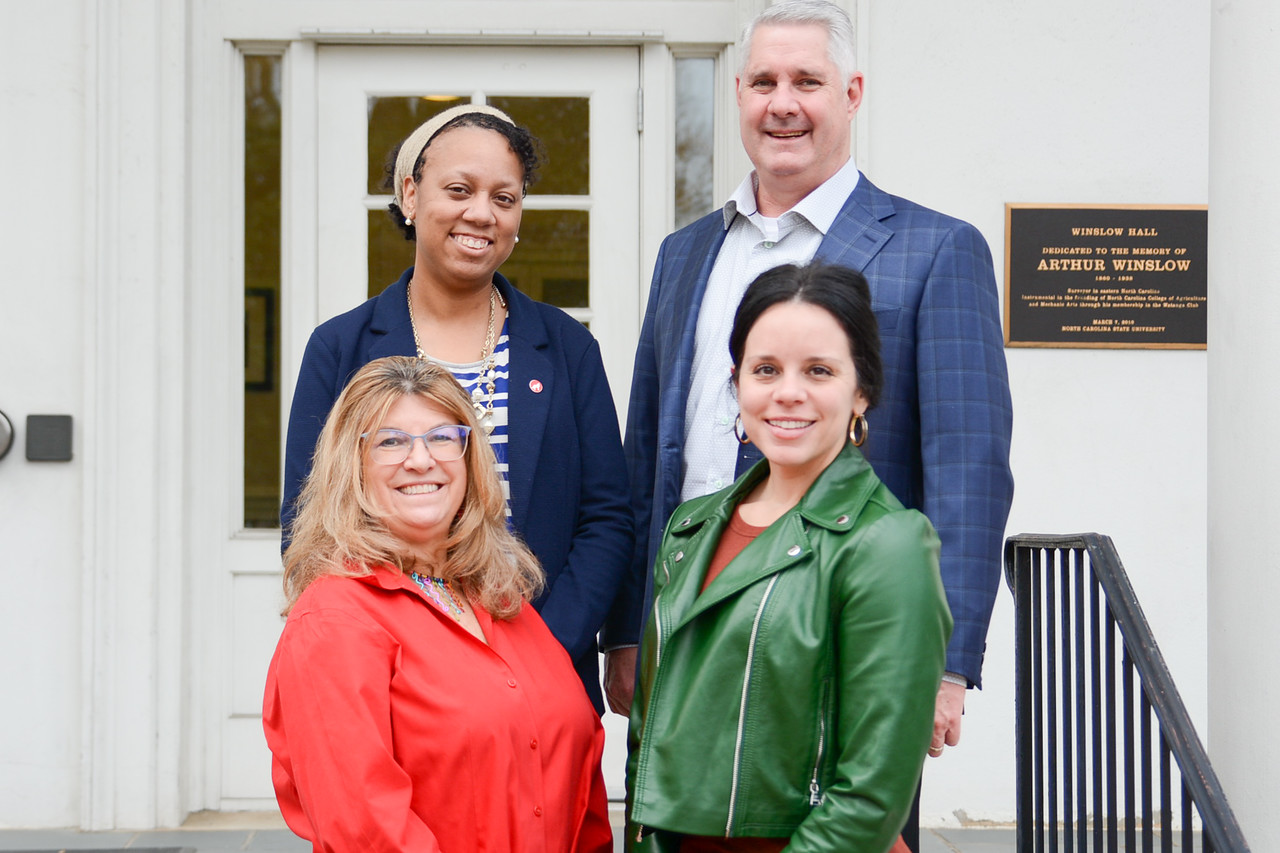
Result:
[385, 112, 544, 241]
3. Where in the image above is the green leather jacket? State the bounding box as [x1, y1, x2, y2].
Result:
[626, 444, 952, 852]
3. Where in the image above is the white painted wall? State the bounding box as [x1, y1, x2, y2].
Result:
[854, 1, 1210, 824]
[0, 0, 1226, 833]
[1208, 0, 1280, 849]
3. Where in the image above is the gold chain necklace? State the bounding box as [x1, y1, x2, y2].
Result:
[406, 283, 506, 435]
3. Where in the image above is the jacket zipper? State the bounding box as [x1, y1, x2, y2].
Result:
[635, 562, 672, 843]
[809, 703, 826, 806]
[653, 560, 668, 669]
[725, 574, 780, 836]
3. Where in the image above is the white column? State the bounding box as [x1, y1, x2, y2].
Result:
[1207, 1, 1280, 848]
[81, 0, 189, 829]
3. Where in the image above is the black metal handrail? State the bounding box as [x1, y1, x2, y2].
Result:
[1005, 533, 1250, 853]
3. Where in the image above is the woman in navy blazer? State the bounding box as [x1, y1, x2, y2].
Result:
[282, 105, 632, 712]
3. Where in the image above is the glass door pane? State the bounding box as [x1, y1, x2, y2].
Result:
[243, 53, 283, 528]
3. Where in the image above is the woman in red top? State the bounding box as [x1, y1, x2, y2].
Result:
[263, 356, 612, 852]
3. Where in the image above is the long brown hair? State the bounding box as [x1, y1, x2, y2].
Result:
[282, 357, 544, 617]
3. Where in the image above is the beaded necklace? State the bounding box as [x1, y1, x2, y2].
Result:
[408, 571, 466, 621]
[406, 283, 505, 435]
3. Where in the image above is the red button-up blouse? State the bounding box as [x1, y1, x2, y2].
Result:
[263, 567, 612, 852]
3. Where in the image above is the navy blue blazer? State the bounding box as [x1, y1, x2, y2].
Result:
[608, 174, 1013, 687]
[282, 269, 634, 712]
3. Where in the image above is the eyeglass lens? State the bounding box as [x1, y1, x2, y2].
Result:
[367, 426, 470, 464]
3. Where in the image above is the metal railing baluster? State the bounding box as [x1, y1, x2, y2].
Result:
[1005, 534, 1250, 853]
[1141, 690, 1153, 853]
[1090, 570, 1103, 852]
[1047, 550, 1060, 853]
[1181, 779, 1193, 851]
[1160, 737, 1172, 853]
[1124, 648, 1136, 853]
[1060, 548, 1073, 853]
[1074, 549, 1087, 852]
[1106, 607, 1118, 853]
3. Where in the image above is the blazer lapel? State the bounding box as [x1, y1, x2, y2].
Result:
[502, 285, 550, 532]
[367, 274, 417, 360]
[816, 173, 895, 273]
[670, 217, 730, 404]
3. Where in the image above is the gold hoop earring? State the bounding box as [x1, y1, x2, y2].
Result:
[734, 414, 751, 445]
[849, 412, 868, 447]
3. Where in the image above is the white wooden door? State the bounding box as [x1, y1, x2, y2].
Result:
[218, 43, 642, 808]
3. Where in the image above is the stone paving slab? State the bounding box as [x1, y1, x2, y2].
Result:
[0, 821, 1016, 852]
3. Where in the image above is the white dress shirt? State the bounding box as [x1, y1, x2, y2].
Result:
[680, 158, 861, 501]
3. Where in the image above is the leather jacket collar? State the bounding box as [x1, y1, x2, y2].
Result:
[667, 442, 880, 538]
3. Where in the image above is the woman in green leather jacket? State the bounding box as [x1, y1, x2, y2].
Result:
[626, 262, 952, 853]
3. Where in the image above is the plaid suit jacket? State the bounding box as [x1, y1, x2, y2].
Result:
[604, 173, 1013, 687]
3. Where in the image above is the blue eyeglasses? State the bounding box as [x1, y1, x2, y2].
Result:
[362, 425, 472, 464]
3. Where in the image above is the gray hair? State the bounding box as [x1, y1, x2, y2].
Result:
[739, 0, 858, 82]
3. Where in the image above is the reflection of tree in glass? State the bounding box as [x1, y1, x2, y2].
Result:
[246, 56, 282, 287]
[367, 96, 467, 194]
[488, 96, 589, 196]
[243, 55, 285, 527]
[674, 58, 715, 229]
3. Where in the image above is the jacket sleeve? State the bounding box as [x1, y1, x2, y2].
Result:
[280, 328, 343, 540]
[916, 221, 1014, 686]
[786, 511, 951, 853]
[601, 240, 669, 649]
[262, 607, 444, 852]
[533, 335, 636, 663]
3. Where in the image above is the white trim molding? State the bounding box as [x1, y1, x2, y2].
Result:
[80, 0, 191, 831]
[299, 27, 664, 45]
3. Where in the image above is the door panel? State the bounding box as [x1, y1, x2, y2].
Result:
[220, 43, 642, 806]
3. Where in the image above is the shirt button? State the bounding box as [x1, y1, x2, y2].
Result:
[530, 738, 539, 750]
[763, 241, 776, 249]
[534, 806, 543, 817]
[719, 415, 731, 426]
[714, 479, 724, 489]
[507, 678, 517, 688]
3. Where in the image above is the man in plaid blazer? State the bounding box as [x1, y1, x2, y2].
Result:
[605, 5, 1012, 838]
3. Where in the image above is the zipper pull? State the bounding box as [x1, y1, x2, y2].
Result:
[809, 780, 822, 806]
[636, 824, 645, 842]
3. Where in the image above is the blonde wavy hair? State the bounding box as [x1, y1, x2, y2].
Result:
[282, 356, 544, 617]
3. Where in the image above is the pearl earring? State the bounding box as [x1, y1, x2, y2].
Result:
[404, 216, 414, 226]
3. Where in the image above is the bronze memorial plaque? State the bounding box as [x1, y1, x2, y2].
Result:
[1004, 204, 1207, 349]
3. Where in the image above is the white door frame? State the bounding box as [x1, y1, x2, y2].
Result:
[181, 0, 822, 818]
[184, 31, 678, 814]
